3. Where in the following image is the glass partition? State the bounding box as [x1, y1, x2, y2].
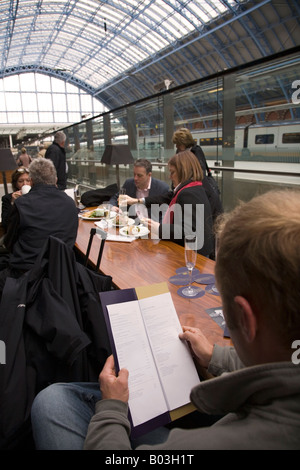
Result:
[57, 50, 299, 210]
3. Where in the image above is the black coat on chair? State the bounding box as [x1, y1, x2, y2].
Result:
[0, 236, 112, 449]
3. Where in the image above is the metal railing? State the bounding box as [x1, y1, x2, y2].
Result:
[67, 159, 300, 211]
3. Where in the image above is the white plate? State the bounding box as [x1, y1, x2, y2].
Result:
[81, 210, 117, 221]
[119, 225, 150, 237]
[111, 217, 134, 228]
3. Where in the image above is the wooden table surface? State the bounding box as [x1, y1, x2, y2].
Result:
[76, 215, 229, 347]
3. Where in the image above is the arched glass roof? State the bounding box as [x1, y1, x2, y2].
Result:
[0, 0, 242, 95]
[0, 0, 299, 143]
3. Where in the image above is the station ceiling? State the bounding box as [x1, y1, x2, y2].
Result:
[0, 0, 299, 142]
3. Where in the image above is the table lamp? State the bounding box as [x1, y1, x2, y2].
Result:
[101, 144, 134, 188]
[0, 149, 17, 195]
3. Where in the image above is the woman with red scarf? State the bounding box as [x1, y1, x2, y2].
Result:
[144, 151, 214, 257]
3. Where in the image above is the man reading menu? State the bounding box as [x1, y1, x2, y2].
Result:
[31, 189, 300, 450]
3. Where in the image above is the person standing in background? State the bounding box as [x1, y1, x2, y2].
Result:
[37, 144, 46, 158]
[45, 131, 67, 190]
[16, 148, 32, 168]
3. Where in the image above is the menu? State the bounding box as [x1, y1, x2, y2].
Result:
[99, 283, 200, 438]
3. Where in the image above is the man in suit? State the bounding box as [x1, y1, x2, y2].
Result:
[109, 159, 169, 221]
[45, 131, 67, 190]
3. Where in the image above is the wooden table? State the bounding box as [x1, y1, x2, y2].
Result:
[76, 215, 229, 347]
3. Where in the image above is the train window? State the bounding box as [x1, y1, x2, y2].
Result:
[282, 133, 300, 144]
[255, 134, 274, 144]
[200, 137, 222, 146]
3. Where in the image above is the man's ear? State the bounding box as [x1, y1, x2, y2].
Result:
[234, 296, 257, 343]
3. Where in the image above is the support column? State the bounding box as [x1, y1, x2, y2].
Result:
[86, 120, 96, 185]
[221, 73, 236, 211]
[163, 94, 174, 149]
[127, 106, 137, 152]
[104, 114, 111, 146]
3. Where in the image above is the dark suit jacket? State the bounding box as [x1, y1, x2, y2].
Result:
[45, 142, 67, 190]
[1, 193, 13, 231]
[109, 177, 169, 220]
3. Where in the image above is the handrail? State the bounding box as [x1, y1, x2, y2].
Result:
[67, 158, 300, 178]
[210, 166, 300, 177]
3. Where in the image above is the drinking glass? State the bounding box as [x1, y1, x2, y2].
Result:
[118, 188, 127, 210]
[182, 235, 202, 297]
[118, 188, 128, 225]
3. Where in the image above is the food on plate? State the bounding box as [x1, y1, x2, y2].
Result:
[123, 225, 141, 235]
[88, 208, 104, 218]
[114, 214, 128, 225]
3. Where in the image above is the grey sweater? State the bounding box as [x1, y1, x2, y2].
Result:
[84, 345, 300, 450]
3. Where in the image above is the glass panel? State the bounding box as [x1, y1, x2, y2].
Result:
[0, 92, 6, 111]
[0, 112, 7, 123]
[6, 92, 22, 109]
[67, 94, 80, 112]
[19, 73, 36, 92]
[7, 112, 23, 123]
[37, 94, 53, 111]
[22, 93, 38, 111]
[53, 94, 67, 112]
[53, 112, 68, 122]
[3, 75, 19, 91]
[255, 134, 274, 144]
[39, 112, 54, 122]
[23, 112, 39, 122]
[62, 52, 299, 207]
[282, 133, 300, 144]
[36, 75, 51, 92]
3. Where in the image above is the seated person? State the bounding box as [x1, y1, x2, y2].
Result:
[31, 189, 300, 450]
[1, 167, 32, 233]
[108, 158, 169, 221]
[0, 158, 78, 298]
[123, 160, 223, 227]
[143, 151, 214, 257]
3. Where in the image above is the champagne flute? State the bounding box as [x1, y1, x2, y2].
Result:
[118, 188, 128, 225]
[118, 188, 127, 211]
[182, 235, 202, 297]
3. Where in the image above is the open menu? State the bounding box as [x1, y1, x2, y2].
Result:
[99, 282, 200, 438]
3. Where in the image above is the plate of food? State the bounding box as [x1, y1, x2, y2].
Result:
[119, 225, 150, 238]
[80, 208, 116, 220]
[111, 214, 134, 227]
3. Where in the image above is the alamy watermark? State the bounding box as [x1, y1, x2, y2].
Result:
[0, 340, 5, 364]
[291, 80, 300, 104]
[291, 340, 300, 365]
[1, 339, 299, 366]
[127, 202, 205, 250]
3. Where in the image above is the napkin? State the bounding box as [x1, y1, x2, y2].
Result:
[94, 221, 135, 242]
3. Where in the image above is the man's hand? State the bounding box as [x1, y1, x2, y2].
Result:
[99, 355, 129, 403]
[119, 196, 138, 206]
[142, 217, 159, 237]
[179, 326, 214, 368]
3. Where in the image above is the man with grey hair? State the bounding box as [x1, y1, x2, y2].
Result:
[45, 131, 67, 189]
[0, 158, 78, 299]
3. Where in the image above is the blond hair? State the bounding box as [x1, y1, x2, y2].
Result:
[215, 189, 300, 345]
[172, 128, 196, 148]
[168, 150, 203, 183]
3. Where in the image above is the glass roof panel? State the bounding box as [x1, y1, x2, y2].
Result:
[0, 0, 247, 94]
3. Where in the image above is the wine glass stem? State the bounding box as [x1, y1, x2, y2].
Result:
[188, 268, 193, 291]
